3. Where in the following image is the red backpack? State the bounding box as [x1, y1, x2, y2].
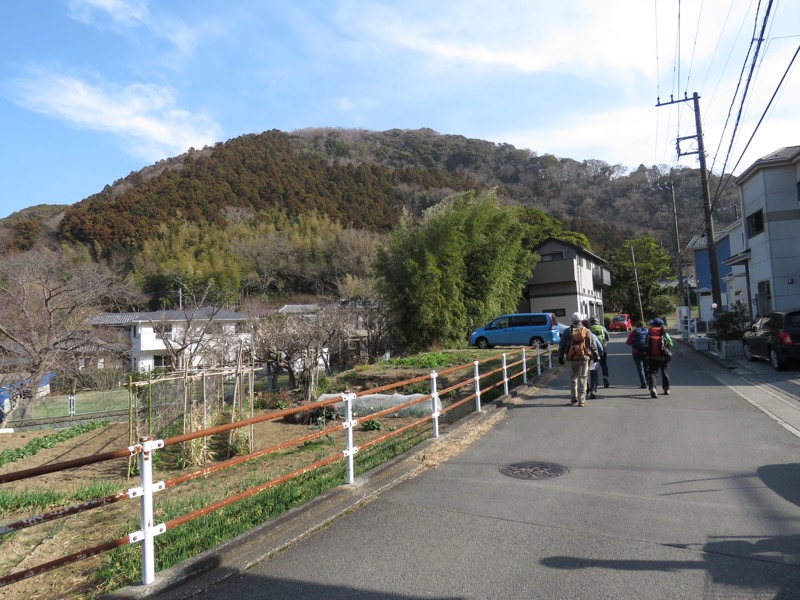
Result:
[647, 326, 667, 357]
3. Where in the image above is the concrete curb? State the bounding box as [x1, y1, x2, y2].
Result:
[671, 332, 738, 370]
[103, 367, 562, 599]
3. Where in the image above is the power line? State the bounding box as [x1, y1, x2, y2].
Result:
[715, 0, 774, 180]
[710, 2, 762, 175]
[712, 43, 800, 205]
[683, 0, 705, 96]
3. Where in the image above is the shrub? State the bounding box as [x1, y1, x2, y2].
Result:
[713, 303, 750, 340]
[254, 389, 293, 411]
[51, 368, 128, 394]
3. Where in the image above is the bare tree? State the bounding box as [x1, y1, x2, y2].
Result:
[150, 278, 238, 371]
[0, 249, 124, 425]
[252, 305, 351, 403]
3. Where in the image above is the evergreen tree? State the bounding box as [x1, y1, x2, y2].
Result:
[604, 235, 673, 320]
[375, 189, 535, 352]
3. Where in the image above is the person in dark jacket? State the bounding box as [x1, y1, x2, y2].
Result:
[645, 317, 673, 397]
[588, 316, 610, 387]
[626, 320, 649, 389]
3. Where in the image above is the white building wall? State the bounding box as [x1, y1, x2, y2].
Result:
[740, 161, 800, 312]
[129, 320, 251, 371]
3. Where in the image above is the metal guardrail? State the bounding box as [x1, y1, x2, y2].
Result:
[0, 345, 554, 591]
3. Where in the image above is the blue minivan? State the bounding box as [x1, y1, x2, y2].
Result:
[469, 313, 561, 349]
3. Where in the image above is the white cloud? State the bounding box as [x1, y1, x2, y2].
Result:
[68, 0, 149, 27]
[11, 70, 220, 161]
[338, 97, 355, 112]
[497, 103, 667, 170]
[334, 0, 661, 87]
[68, 0, 198, 59]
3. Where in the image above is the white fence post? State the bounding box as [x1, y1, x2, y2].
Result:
[502, 353, 509, 396]
[473, 361, 482, 412]
[342, 393, 358, 484]
[548, 343, 553, 369]
[430, 370, 440, 438]
[138, 436, 165, 585]
[536, 343, 542, 376]
[522, 348, 528, 385]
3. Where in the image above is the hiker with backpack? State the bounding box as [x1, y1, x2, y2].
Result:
[588, 316, 611, 388]
[582, 319, 604, 399]
[626, 320, 650, 389]
[557, 312, 599, 406]
[645, 317, 673, 398]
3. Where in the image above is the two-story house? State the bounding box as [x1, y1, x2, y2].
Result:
[518, 238, 611, 322]
[88, 307, 251, 372]
[693, 146, 800, 320]
[688, 219, 743, 322]
[731, 146, 800, 315]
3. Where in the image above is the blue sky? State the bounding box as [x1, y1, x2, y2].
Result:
[2, 0, 798, 219]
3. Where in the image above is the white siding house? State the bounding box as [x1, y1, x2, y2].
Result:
[89, 308, 251, 371]
[729, 146, 800, 315]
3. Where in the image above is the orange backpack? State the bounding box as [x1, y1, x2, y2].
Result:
[567, 326, 589, 360]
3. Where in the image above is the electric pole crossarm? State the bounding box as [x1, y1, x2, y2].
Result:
[655, 91, 722, 310]
[655, 92, 693, 108]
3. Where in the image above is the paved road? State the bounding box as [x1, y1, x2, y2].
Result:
[127, 333, 800, 599]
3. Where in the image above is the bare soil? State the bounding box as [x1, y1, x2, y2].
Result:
[0, 412, 428, 600]
[0, 365, 521, 599]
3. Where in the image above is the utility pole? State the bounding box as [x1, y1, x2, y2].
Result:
[656, 92, 722, 309]
[653, 179, 688, 310]
[630, 244, 644, 324]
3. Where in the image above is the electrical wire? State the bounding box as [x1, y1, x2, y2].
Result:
[712, 43, 800, 204]
[710, 0, 762, 176]
[714, 0, 773, 182]
[683, 0, 704, 96]
[654, 0, 663, 166]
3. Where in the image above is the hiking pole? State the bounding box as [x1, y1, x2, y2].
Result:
[630, 244, 645, 323]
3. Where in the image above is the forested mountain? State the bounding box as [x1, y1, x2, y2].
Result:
[18, 128, 732, 253]
[1, 127, 740, 307]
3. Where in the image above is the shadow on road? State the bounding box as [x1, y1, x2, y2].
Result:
[150, 569, 467, 600]
[759, 463, 800, 508]
[541, 531, 800, 599]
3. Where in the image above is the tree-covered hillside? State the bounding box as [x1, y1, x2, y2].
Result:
[15, 127, 736, 259]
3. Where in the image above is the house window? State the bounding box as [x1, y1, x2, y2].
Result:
[746, 209, 764, 238]
[153, 355, 168, 368]
[154, 323, 173, 336]
[543, 308, 567, 317]
[132, 325, 139, 338]
[540, 252, 564, 262]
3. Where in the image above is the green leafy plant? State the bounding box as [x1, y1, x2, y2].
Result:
[361, 419, 382, 431]
[713, 303, 750, 340]
[388, 352, 450, 369]
[0, 421, 110, 467]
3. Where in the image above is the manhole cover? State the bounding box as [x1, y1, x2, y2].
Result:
[499, 461, 569, 480]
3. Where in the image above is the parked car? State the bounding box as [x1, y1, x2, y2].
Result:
[608, 314, 632, 332]
[469, 313, 561, 349]
[742, 308, 800, 371]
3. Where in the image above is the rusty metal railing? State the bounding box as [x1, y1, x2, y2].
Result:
[0, 345, 554, 591]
